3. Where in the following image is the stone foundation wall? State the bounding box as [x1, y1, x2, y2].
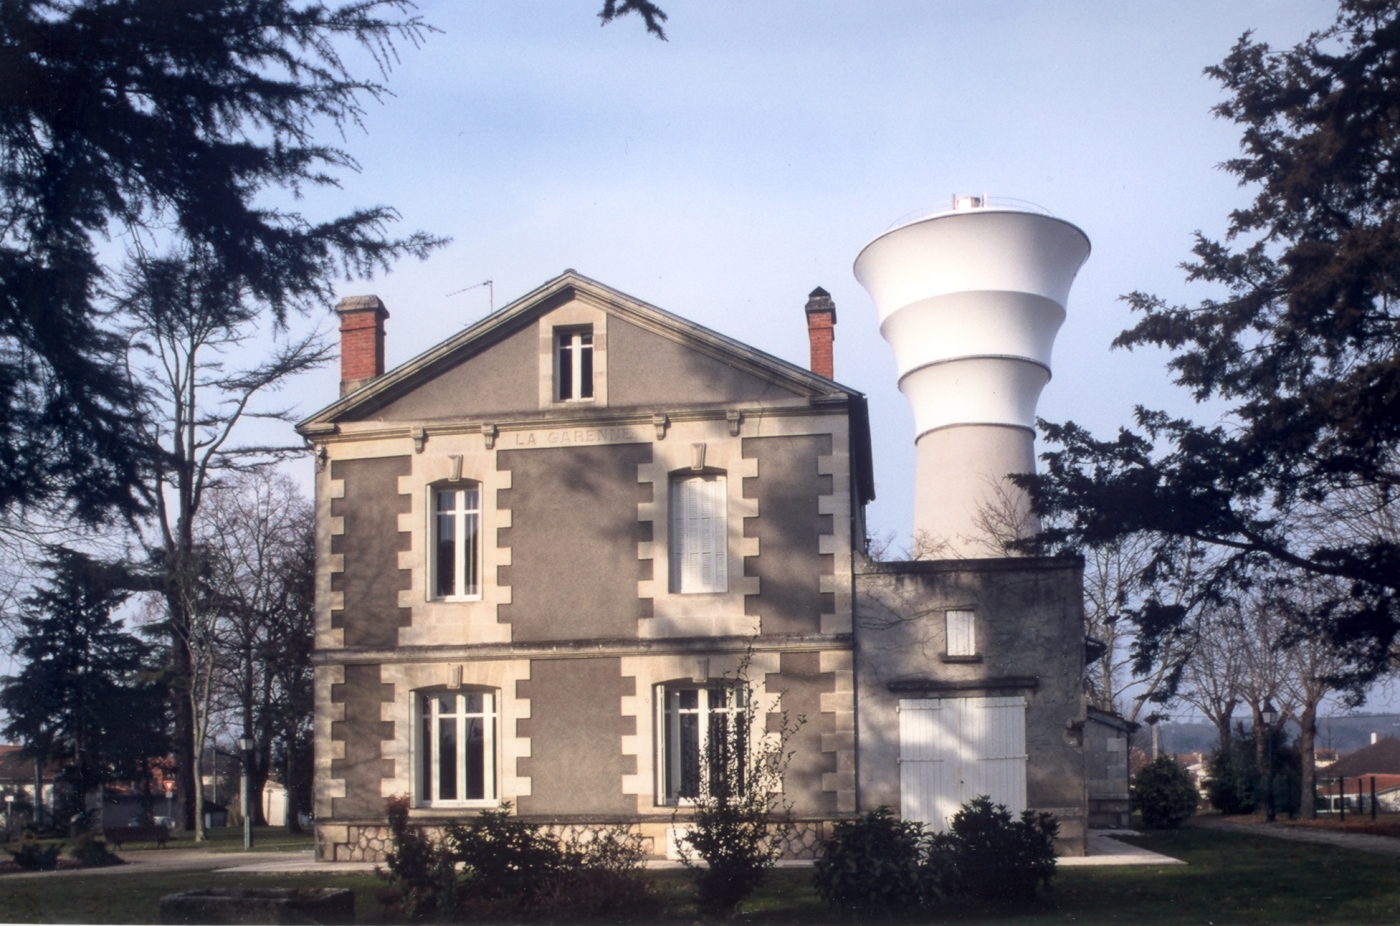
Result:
[316, 818, 837, 864]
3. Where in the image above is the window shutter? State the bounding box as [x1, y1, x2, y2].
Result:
[671, 474, 727, 593]
[946, 610, 976, 656]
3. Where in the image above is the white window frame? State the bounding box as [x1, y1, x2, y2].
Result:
[656, 683, 747, 805]
[669, 473, 728, 594]
[417, 689, 498, 807]
[946, 609, 976, 657]
[555, 326, 594, 401]
[432, 484, 481, 600]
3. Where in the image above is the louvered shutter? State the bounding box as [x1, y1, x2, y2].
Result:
[671, 474, 727, 593]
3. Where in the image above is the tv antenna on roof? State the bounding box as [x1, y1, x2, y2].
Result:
[447, 279, 493, 312]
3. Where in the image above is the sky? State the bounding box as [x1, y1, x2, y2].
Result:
[280, 0, 1339, 547]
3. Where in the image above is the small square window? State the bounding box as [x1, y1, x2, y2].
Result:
[555, 327, 594, 401]
[946, 610, 976, 657]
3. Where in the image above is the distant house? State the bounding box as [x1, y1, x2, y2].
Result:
[1317, 737, 1400, 812]
[1324, 736, 1400, 779]
[0, 744, 60, 827]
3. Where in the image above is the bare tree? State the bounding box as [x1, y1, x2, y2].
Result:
[201, 470, 315, 828]
[1079, 535, 1197, 721]
[121, 254, 329, 836]
[1179, 605, 1246, 752]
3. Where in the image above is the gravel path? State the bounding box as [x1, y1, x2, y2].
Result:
[1192, 815, 1400, 857]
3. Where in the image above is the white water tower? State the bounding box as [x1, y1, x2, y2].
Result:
[854, 196, 1090, 557]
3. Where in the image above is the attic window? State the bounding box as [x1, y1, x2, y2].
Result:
[556, 327, 594, 401]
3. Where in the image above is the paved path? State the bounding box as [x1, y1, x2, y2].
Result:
[1, 848, 319, 880]
[1058, 830, 1185, 866]
[1192, 815, 1400, 857]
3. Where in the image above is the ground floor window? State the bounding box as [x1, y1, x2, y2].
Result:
[659, 684, 747, 803]
[418, 689, 496, 805]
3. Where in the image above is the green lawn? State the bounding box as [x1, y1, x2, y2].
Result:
[3, 826, 1399, 923]
[196, 824, 316, 853]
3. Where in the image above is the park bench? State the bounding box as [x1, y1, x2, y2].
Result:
[102, 824, 171, 848]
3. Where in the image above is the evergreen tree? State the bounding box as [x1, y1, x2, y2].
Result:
[0, 0, 446, 522]
[1028, 0, 1400, 680]
[0, 549, 167, 826]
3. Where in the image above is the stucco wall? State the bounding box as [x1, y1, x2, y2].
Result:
[742, 434, 834, 636]
[765, 651, 837, 816]
[516, 657, 637, 816]
[329, 457, 412, 648]
[329, 663, 396, 820]
[497, 443, 654, 641]
[343, 319, 540, 421]
[608, 316, 801, 407]
[853, 555, 1088, 853]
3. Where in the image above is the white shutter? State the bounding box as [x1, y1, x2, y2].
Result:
[671, 474, 727, 593]
[899, 696, 1027, 831]
[970, 697, 1027, 814]
[946, 610, 976, 656]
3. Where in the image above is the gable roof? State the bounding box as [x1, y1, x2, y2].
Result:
[1326, 737, 1400, 778]
[297, 270, 876, 502]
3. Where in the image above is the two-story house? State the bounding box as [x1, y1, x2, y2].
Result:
[297, 271, 876, 861]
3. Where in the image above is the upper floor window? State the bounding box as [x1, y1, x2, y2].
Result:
[659, 684, 747, 804]
[434, 485, 480, 599]
[418, 689, 497, 805]
[555, 326, 594, 401]
[670, 473, 727, 594]
[946, 609, 976, 657]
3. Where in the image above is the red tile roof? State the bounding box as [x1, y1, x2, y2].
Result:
[1325, 737, 1400, 778]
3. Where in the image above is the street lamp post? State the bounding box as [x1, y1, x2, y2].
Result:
[1261, 701, 1279, 823]
[163, 779, 174, 824]
[237, 737, 254, 850]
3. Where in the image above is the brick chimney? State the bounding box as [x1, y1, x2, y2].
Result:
[805, 286, 836, 380]
[335, 295, 389, 395]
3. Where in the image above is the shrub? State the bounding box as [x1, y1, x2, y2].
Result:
[379, 797, 648, 922]
[442, 803, 567, 909]
[7, 832, 61, 871]
[1131, 756, 1199, 828]
[925, 796, 1058, 905]
[69, 831, 123, 868]
[812, 807, 924, 914]
[672, 658, 806, 916]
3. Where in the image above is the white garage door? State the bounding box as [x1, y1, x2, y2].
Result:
[898, 696, 1027, 830]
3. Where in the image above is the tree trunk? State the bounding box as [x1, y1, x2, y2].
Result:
[1298, 690, 1321, 818]
[1251, 703, 1267, 780]
[251, 743, 271, 827]
[1215, 714, 1233, 754]
[168, 597, 197, 832]
[284, 743, 301, 834]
